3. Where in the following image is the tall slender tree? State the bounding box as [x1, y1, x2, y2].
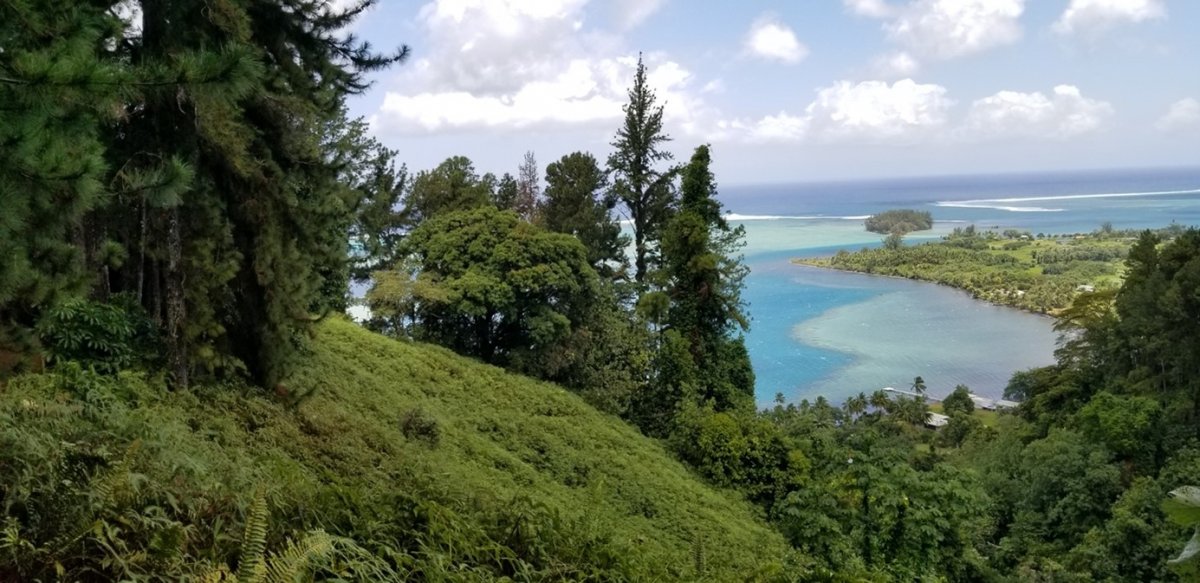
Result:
[515, 150, 540, 221]
[608, 55, 675, 283]
[658, 144, 753, 412]
[97, 0, 406, 388]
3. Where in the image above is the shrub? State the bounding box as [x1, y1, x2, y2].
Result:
[399, 407, 440, 446]
[36, 294, 156, 373]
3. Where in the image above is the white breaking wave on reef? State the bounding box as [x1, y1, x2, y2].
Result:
[934, 187, 1200, 212]
[935, 202, 1065, 212]
[724, 213, 870, 221]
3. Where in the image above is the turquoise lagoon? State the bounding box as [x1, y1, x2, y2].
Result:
[731, 167, 1200, 405]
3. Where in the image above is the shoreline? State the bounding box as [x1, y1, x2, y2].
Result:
[790, 260, 1058, 318]
[787, 228, 1146, 316]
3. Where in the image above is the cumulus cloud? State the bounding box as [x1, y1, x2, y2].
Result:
[1156, 98, 1200, 132]
[716, 82, 1116, 145]
[806, 79, 952, 141]
[720, 79, 951, 143]
[414, 0, 591, 95]
[372, 0, 705, 135]
[845, 0, 1025, 60]
[960, 85, 1113, 139]
[744, 16, 809, 64]
[1053, 0, 1166, 36]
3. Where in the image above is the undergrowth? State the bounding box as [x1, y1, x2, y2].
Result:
[0, 319, 792, 581]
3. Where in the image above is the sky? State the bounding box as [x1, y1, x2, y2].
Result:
[342, 0, 1200, 185]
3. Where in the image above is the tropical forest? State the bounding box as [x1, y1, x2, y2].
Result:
[3, 1, 1200, 582]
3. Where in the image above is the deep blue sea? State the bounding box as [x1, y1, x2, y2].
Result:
[723, 166, 1200, 406]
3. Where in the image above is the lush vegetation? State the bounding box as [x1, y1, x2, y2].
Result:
[797, 225, 1175, 313]
[7, 1, 1200, 580]
[864, 209, 934, 234]
[0, 320, 791, 580]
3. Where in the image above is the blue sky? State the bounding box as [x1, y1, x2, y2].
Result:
[344, 0, 1200, 184]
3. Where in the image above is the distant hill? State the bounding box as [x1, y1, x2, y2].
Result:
[0, 319, 788, 580]
[865, 209, 934, 234]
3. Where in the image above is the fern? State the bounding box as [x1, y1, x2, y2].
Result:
[92, 439, 142, 507]
[264, 530, 336, 583]
[236, 488, 270, 583]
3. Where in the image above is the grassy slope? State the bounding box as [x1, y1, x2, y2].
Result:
[1, 319, 788, 580]
[297, 320, 788, 571]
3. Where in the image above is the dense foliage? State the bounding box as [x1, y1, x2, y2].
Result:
[7, 3, 1200, 580]
[864, 209, 933, 234]
[0, 320, 791, 580]
[0, 0, 407, 389]
[803, 227, 1140, 313]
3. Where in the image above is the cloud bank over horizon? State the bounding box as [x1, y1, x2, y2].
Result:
[353, 0, 1197, 182]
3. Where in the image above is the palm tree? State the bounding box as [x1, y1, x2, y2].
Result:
[845, 392, 868, 417]
[911, 376, 926, 395]
[901, 397, 930, 426]
[869, 390, 891, 413]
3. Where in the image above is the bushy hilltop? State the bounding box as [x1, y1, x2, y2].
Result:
[0, 319, 791, 581]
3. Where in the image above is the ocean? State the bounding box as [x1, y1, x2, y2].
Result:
[725, 166, 1200, 405]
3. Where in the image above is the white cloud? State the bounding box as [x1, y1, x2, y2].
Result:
[744, 16, 809, 64]
[372, 0, 705, 135]
[414, 0, 592, 95]
[612, 0, 667, 29]
[847, 0, 1025, 60]
[871, 51, 920, 78]
[720, 79, 951, 143]
[960, 85, 1113, 139]
[715, 82, 1117, 145]
[1156, 98, 1200, 132]
[806, 79, 952, 141]
[1053, 0, 1166, 36]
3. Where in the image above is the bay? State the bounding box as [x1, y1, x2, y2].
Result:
[730, 167, 1200, 405]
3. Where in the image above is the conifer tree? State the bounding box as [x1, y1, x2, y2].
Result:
[0, 0, 125, 353]
[541, 152, 627, 277]
[492, 172, 520, 212]
[659, 145, 753, 411]
[608, 55, 675, 283]
[97, 0, 406, 388]
[515, 151, 540, 221]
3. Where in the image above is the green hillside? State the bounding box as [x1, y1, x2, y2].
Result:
[0, 319, 789, 580]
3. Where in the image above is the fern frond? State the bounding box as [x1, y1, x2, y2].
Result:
[93, 439, 142, 507]
[264, 530, 336, 583]
[1, 516, 34, 556]
[236, 488, 270, 583]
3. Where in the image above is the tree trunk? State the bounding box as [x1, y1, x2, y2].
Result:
[165, 207, 188, 389]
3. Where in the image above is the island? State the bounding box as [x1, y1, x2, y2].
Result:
[795, 224, 1183, 314]
[864, 209, 934, 234]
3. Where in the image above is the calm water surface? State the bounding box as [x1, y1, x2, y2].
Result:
[730, 167, 1200, 405]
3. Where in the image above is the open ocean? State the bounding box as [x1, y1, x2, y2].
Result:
[724, 166, 1200, 406]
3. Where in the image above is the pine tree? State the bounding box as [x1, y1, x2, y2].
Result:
[541, 152, 627, 277]
[492, 172, 519, 212]
[659, 145, 752, 411]
[515, 151, 540, 221]
[98, 0, 406, 388]
[608, 55, 675, 283]
[0, 0, 125, 354]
